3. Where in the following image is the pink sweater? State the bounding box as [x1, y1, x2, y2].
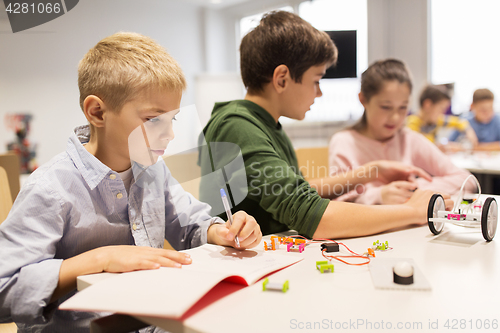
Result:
[328, 127, 474, 204]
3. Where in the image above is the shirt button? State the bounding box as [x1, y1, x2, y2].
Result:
[116, 193, 123, 199]
[109, 174, 116, 180]
[132, 223, 137, 231]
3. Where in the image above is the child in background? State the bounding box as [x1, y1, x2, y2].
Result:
[407, 85, 478, 152]
[450, 88, 500, 151]
[329, 59, 475, 205]
[0, 32, 261, 332]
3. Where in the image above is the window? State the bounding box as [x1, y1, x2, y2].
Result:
[431, 0, 500, 113]
[238, 0, 368, 123]
[298, 0, 367, 123]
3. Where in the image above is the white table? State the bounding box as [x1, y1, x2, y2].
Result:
[79, 198, 500, 333]
[176, 227, 499, 333]
[449, 152, 500, 194]
[449, 151, 500, 175]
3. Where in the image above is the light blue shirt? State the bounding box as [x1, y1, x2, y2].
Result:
[450, 113, 500, 143]
[0, 126, 222, 332]
[468, 113, 500, 143]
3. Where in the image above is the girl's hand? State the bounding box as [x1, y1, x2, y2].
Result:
[208, 211, 262, 249]
[381, 181, 418, 204]
[367, 160, 432, 183]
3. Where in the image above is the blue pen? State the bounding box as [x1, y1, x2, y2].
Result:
[220, 189, 240, 247]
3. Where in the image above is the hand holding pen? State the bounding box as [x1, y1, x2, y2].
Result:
[205, 190, 263, 249]
[220, 189, 240, 247]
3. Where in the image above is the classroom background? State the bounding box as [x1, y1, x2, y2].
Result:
[1, 0, 500, 168]
[2, 1, 500, 332]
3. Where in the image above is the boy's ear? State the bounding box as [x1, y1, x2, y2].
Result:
[83, 95, 106, 128]
[358, 92, 367, 107]
[272, 65, 290, 93]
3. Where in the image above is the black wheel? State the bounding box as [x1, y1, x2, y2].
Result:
[428, 194, 445, 235]
[481, 197, 497, 242]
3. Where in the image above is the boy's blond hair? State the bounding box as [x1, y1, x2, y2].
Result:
[473, 88, 494, 104]
[78, 32, 186, 117]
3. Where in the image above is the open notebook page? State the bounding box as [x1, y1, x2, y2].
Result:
[60, 244, 302, 318]
[181, 243, 301, 284]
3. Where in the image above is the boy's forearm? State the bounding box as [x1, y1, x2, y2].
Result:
[308, 164, 374, 199]
[475, 142, 500, 151]
[50, 249, 104, 303]
[313, 200, 418, 239]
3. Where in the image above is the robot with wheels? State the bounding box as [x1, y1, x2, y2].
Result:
[427, 175, 498, 241]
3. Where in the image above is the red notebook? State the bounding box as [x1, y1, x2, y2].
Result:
[60, 244, 302, 319]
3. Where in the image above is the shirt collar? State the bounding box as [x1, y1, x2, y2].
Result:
[66, 125, 112, 190]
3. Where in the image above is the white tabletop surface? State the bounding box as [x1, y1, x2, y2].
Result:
[449, 151, 500, 174]
[175, 227, 499, 333]
[78, 197, 500, 333]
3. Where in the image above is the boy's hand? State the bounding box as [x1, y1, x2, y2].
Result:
[381, 181, 418, 204]
[95, 245, 192, 272]
[366, 160, 432, 184]
[52, 246, 191, 303]
[208, 211, 262, 249]
[438, 141, 464, 153]
[403, 189, 453, 224]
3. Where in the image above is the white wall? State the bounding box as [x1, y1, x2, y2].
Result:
[202, 0, 303, 74]
[202, 7, 238, 73]
[367, 0, 429, 112]
[0, 0, 433, 164]
[193, 7, 246, 128]
[0, 0, 205, 165]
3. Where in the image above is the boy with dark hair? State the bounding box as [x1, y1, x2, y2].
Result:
[199, 11, 450, 239]
[407, 85, 478, 151]
[0, 32, 261, 332]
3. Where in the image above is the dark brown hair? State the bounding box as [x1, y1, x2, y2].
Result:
[352, 59, 412, 131]
[473, 88, 494, 103]
[240, 11, 337, 94]
[419, 85, 450, 107]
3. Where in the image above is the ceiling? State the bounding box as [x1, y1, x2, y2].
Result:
[183, 0, 251, 9]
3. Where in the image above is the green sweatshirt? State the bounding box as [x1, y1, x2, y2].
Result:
[198, 100, 329, 238]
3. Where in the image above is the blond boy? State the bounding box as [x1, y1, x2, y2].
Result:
[0, 32, 261, 332]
